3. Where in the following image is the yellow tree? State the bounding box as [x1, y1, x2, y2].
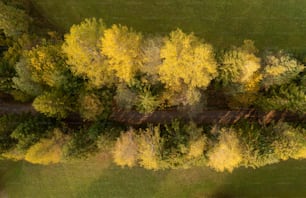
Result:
[159, 29, 218, 92]
[24, 43, 67, 88]
[25, 128, 69, 165]
[137, 126, 162, 170]
[158, 29, 217, 106]
[62, 18, 113, 88]
[207, 128, 243, 172]
[101, 24, 142, 83]
[112, 129, 138, 167]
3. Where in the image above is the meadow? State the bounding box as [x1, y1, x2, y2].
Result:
[1, 155, 306, 197]
[32, 0, 306, 52]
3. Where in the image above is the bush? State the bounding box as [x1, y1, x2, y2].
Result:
[25, 128, 68, 165]
[112, 128, 138, 167]
[207, 128, 242, 172]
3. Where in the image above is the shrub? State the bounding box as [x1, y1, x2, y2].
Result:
[112, 129, 138, 167]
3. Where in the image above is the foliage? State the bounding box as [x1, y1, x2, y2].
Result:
[78, 92, 104, 121]
[25, 128, 68, 165]
[101, 24, 142, 83]
[207, 128, 243, 172]
[112, 128, 138, 167]
[136, 87, 160, 114]
[262, 51, 305, 89]
[219, 40, 261, 86]
[62, 18, 113, 88]
[137, 126, 163, 170]
[140, 36, 163, 83]
[13, 58, 43, 97]
[0, 1, 30, 37]
[62, 127, 99, 159]
[271, 122, 306, 160]
[159, 29, 218, 93]
[24, 42, 68, 88]
[114, 84, 137, 110]
[256, 83, 306, 113]
[10, 115, 54, 150]
[0, 114, 24, 153]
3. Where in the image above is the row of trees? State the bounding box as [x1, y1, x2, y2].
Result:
[112, 121, 306, 172]
[1, 7, 305, 119]
[1, 113, 305, 173]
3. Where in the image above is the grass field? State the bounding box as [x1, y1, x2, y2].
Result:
[32, 0, 306, 52]
[1, 154, 306, 197]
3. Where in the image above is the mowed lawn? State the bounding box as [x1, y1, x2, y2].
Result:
[1, 154, 306, 198]
[32, 0, 306, 52]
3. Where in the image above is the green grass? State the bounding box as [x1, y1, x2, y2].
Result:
[1, 154, 306, 197]
[32, 0, 306, 53]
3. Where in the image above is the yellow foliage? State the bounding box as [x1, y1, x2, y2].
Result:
[137, 126, 162, 170]
[159, 29, 218, 92]
[220, 40, 261, 85]
[112, 129, 138, 167]
[101, 24, 142, 83]
[187, 135, 207, 159]
[62, 18, 113, 88]
[207, 128, 242, 172]
[78, 93, 104, 121]
[294, 147, 306, 159]
[2, 148, 25, 161]
[25, 44, 66, 88]
[24, 129, 68, 165]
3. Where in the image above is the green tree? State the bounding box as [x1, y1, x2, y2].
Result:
[12, 57, 43, 97]
[32, 91, 72, 118]
[101, 24, 142, 83]
[0, 1, 30, 37]
[262, 51, 305, 89]
[256, 83, 306, 113]
[78, 92, 104, 121]
[218, 40, 262, 108]
[62, 18, 113, 88]
[24, 42, 68, 88]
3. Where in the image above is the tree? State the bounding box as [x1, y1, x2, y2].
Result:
[218, 40, 262, 108]
[0, 1, 30, 38]
[140, 36, 163, 83]
[25, 128, 68, 165]
[112, 129, 138, 167]
[12, 58, 43, 97]
[137, 126, 163, 170]
[101, 24, 142, 83]
[62, 18, 113, 88]
[271, 122, 306, 160]
[78, 92, 104, 121]
[207, 128, 243, 172]
[219, 40, 261, 86]
[261, 51, 305, 89]
[256, 83, 306, 113]
[32, 91, 72, 118]
[159, 29, 218, 93]
[24, 42, 68, 88]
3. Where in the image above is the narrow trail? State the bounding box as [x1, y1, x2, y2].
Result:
[110, 108, 306, 125]
[0, 101, 305, 125]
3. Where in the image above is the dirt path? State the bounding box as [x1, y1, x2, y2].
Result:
[110, 108, 306, 125]
[0, 101, 305, 125]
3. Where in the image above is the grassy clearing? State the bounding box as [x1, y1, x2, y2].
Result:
[1, 154, 306, 197]
[32, 0, 306, 52]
